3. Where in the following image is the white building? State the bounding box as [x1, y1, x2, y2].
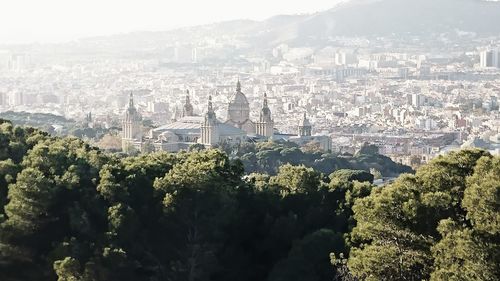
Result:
[122, 82, 332, 153]
[480, 48, 500, 68]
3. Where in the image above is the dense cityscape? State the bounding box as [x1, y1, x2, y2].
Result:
[1, 32, 500, 167]
[0, 1, 499, 280]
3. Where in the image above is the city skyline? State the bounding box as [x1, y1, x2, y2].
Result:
[0, 1, 499, 280]
[1, 0, 499, 161]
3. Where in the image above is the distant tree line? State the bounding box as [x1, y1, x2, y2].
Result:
[0, 111, 114, 140]
[215, 141, 412, 177]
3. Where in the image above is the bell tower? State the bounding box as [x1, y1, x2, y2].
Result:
[255, 93, 274, 137]
[298, 112, 312, 137]
[122, 92, 142, 152]
[200, 96, 219, 146]
[182, 89, 194, 117]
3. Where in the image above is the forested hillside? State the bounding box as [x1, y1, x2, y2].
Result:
[0, 119, 498, 281]
[0, 111, 114, 140]
[224, 141, 412, 177]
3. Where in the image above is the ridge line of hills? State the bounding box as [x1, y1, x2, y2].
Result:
[75, 0, 500, 49]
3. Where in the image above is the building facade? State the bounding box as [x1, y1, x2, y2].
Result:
[225, 80, 256, 134]
[480, 48, 500, 68]
[122, 81, 332, 153]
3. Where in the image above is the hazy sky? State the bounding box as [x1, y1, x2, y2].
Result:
[1, 0, 342, 44]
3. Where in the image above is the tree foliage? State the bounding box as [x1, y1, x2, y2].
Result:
[0, 122, 497, 281]
[348, 149, 500, 280]
[232, 141, 412, 177]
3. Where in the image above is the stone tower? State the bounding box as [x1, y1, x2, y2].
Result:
[200, 96, 219, 147]
[298, 112, 312, 137]
[182, 90, 194, 117]
[255, 93, 274, 137]
[122, 92, 142, 152]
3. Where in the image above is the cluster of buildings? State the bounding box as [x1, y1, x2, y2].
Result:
[0, 50, 31, 72]
[1, 34, 500, 167]
[122, 81, 331, 153]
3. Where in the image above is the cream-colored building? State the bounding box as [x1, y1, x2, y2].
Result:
[122, 81, 331, 153]
[225, 80, 257, 135]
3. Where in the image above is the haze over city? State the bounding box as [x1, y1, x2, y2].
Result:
[1, 0, 346, 43]
[0, 1, 499, 280]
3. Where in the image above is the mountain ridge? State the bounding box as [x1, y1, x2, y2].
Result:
[22, 0, 500, 51]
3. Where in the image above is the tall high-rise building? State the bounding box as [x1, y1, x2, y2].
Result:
[8, 91, 24, 106]
[0, 92, 7, 106]
[411, 93, 422, 108]
[480, 48, 500, 68]
[11, 53, 30, 72]
[0, 50, 11, 70]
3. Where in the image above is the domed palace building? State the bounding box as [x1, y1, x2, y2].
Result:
[121, 81, 331, 153]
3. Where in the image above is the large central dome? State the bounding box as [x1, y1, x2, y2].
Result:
[230, 91, 249, 104]
[230, 81, 249, 104]
[227, 80, 250, 123]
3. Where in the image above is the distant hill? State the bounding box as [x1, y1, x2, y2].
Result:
[0, 111, 74, 128]
[286, 0, 500, 39]
[239, 0, 500, 46]
[34, 0, 500, 54]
